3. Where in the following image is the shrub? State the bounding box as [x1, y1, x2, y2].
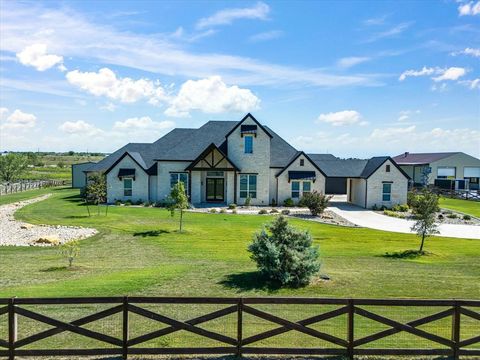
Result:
[124, 200, 132, 206]
[447, 213, 457, 219]
[232, 209, 237, 214]
[220, 209, 227, 214]
[210, 208, 217, 213]
[228, 203, 237, 210]
[384, 210, 405, 218]
[244, 196, 252, 207]
[407, 191, 419, 208]
[393, 204, 409, 212]
[248, 216, 320, 287]
[371, 204, 378, 210]
[463, 214, 471, 220]
[135, 199, 144, 206]
[281, 209, 290, 215]
[114, 200, 122, 206]
[380, 205, 388, 211]
[258, 209, 268, 215]
[270, 209, 279, 214]
[283, 198, 294, 207]
[57, 161, 65, 168]
[271, 198, 277, 207]
[299, 191, 331, 216]
[437, 214, 444, 220]
[143, 202, 151, 207]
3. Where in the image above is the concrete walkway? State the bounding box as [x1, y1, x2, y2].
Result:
[328, 202, 480, 239]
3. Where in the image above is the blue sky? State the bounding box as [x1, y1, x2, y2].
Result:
[0, 0, 479, 157]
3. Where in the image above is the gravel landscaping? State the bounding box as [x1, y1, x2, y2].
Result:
[0, 194, 97, 246]
[378, 208, 480, 226]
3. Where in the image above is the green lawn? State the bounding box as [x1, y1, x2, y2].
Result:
[0, 186, 61, 206]
[439, 196, 480, 218]
[0, 188, 478, 350]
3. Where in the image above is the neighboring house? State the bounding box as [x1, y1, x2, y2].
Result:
[71, 162, 96, 189]
[82, 114, 409, 208]
[393, 152, 480, 190]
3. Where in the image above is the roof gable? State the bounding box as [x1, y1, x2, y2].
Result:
[103, 151, 149, 176]
[276, 151, 328, 178]
[392, 152, 460, 165]
[225, 113, 273, 139]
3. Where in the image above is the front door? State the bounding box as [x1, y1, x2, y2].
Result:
[206, 178, 224, 202]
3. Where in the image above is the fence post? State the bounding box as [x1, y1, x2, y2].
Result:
[8, 297, 17, 360]
[237, 298, 243, 357]
[452, 301, 460, 360]
[347, 299, 354, 360]
[122, 296, 129, 360]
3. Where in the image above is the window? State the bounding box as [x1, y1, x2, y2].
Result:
[382, 183, 392, 202]
[170, 172, 189, 194]
[386, 164, 390, 172]
[244, 135, 253, 154]
[300, 159, 305, 166]
[437, 167, 455, 179]
[303, 181, 311, 194]
[291, 181, 300, 198]
[240, 174, 257, 198]
[123, 178, 132, 196]
[206, 171, 224, 177]
[292, 180, 311, 198]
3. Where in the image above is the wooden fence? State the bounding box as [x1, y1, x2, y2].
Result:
[0, 297, 478, 359]
[0, 180, 65, 196]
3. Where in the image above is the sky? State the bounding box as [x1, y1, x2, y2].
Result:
[0, 0, 479, 158]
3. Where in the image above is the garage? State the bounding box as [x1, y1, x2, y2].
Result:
[464, 167, 480, 190]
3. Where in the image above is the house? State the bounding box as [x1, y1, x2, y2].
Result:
[392, 152, 480, 190]
[82, 114, 409, 208]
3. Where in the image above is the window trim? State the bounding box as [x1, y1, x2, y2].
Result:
[300, 159, 305, 166]
[123, 178, 133, 197]
[244, 135, 253, 154]
[382, 182, 392, 202]
[291, 180, 311, 198]
[386, 164, 391, 172]
[239, 174, 257, 198]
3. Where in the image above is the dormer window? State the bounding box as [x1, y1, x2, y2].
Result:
[300, 159, 304, 166]
[244, 135, 253, 154]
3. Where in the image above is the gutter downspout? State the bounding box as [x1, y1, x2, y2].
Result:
[364, 179, 368, 209]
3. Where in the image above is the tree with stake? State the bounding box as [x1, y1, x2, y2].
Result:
[59, 240, 80, 268]
[168, 181, 189, 232]
[411, 189, 439, 252]
[85, 173, 107, 215]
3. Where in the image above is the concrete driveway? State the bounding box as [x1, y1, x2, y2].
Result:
[328, 202, 480, 239]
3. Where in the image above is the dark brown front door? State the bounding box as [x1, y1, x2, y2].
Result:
[206, 178, 224, 202]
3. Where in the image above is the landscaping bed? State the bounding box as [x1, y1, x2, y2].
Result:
[378, 207, 480, 226]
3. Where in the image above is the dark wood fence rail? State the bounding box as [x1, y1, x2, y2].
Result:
[0, 297, 479, 359]
[0, 180, 66, 196]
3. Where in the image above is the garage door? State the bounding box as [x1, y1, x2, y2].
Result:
[464, 167, 480, 177]
[326, 177, 347, 194]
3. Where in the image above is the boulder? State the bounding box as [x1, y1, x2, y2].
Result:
[35, 236, 60, 245]
[20, 223, 34, 230]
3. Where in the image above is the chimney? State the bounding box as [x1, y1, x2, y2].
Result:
[404, 152, 409, 158]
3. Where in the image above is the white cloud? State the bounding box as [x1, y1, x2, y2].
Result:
[451, 47, 480, 58]
[0, 109, 37, 130]
[196, 2, 270, 29]
[0, 2, 378, 88]
[365, 22, 412, 43]
[59, 120, 103, 136]
[397, 110, 420, 122]
[66, 68, 169, 104]
[113, 117, 174, 131]
[249, 30, 283, 42]
[458, 1, 480, 16]
[316, 110, 362, 127]
[16, 44, 63, 71]
[399, 67, 437, 81]
[337, 57, 371, 69]
[431, 82, 448, 92]
[370, 125, 416, 140]
[165, 76, 260, 117]
[100, 102, 116, 112]
[432, 67, 467, 82]
[459, 78, 480, 89]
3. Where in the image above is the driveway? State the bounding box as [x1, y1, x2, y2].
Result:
[328, 202, 480, 239]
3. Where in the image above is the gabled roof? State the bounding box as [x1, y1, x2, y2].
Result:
[308, 155, 410, 179]
[392, 152, 460, 165]
[276, 151, 328, 178]
[225, 113, 273, 139]
[185, 143, 240, 171]
[264, 125, 298, 168]
[103, 151, 150, 176]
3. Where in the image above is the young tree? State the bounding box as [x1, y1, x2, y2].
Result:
[248, 216, 320, 287]
[168, 181, 189, 232]
[299, 191, 332, 216]
[410, 189, 439, 252]
[0, 153, 28, 182]
[85, 173, 107, 215]
[59, 240, 80, 267]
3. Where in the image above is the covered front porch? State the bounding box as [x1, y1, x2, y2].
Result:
[186, 143, 239, 205]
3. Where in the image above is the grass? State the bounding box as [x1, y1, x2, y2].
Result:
[439, 196, 480, 218]
[0, 186, 59, 205]
[0, 188, 479, 350]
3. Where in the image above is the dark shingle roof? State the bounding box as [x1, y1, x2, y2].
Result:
[86, 119, 299, 173]
[392, 152, 460, 165]
[308, 154, 368, 177]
